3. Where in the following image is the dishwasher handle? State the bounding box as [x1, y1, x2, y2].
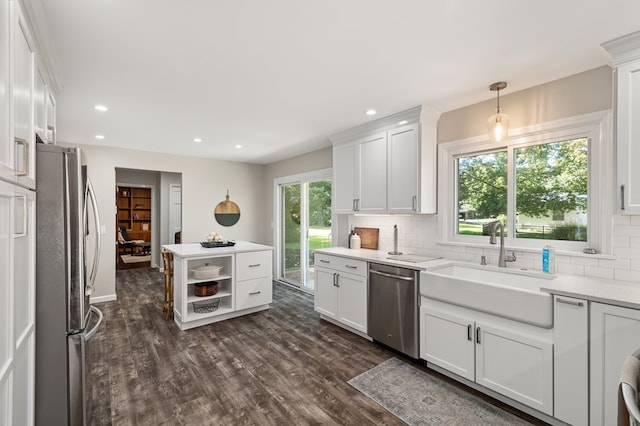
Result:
[370, 269, 415, 281]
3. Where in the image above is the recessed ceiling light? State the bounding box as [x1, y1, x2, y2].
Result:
[398, 120, 408, 125]
[365, 109, 377, 116]
[193, 138, 202, 143]
[94, 134, 105, 140]
[94, 105, 108, 112]
[235, 144, 243, 149]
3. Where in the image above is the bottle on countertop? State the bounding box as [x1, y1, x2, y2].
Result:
[350, 231, 361, 250]
[542, 245, 556, 273]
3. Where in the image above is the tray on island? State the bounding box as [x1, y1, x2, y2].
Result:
[200, 241, 236, 248]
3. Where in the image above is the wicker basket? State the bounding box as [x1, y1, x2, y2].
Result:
[192, 298, 220, 314]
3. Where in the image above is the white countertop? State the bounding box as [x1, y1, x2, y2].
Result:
[540, 275, 640, 310]
[163, 241, 273, 258]
[316, 246, 640, 310]
[314, 247, 445, 270]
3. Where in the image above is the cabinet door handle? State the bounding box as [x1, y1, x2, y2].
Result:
[476, 327, 481, 345]
[353, 199, 357, 211]
[355, 198, 360, 211]
[621, 185, 625, 210]
[248, 263, 261, 268]
[335, 273, 340, 287]
[332, 272, 337, 287]
[14, 138, 29, 176]
[557, 298, 584, 307]
[320, 259, 330, 264]
[249, 291, 261, 296]
[412, 195, 417, 211]
[467, 324, 472, 341]
[14, 194, 27, 237]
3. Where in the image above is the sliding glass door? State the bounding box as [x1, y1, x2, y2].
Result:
[278, 171, 332, 292]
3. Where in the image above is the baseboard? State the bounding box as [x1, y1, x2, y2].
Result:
[91, 294, 117, 304]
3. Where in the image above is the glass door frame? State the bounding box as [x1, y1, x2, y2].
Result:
[274, 168, 334, 293]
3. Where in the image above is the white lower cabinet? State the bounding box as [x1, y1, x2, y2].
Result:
[0, 180, 35, 426]
[314, 253, 367, 334]
[590, 302, 640, 426]
[553, 295, 588, 426]
[420, 299, 553, 416]
[421, 307, 475, 380]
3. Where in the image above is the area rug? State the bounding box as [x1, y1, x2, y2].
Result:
[347, 358, 531, 426]
[120, 254, 150, 264]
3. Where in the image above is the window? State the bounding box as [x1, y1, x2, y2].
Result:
[440, 111, 612, 254]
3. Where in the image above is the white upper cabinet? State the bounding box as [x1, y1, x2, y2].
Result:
[0, 0, 11, 182]
[358, 132, 387, 213]
[330, 106, 440, 215]
[35, 67, 46, 141]
[388, 124, 418, 213]
[46, 90, 55, 143]
[36, 66, 56, 144]
[11, 2, 36, 189]
[0, 1, 58, 187]
[603, 30, 640, 214]
[333, 142, 358, 213]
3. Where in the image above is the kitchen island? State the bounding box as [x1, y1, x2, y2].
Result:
[163, 241, 273, 330]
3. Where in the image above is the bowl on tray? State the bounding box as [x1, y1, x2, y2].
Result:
[200, 240, 236, 248]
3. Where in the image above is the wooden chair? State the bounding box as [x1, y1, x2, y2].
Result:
[161, 248, 174, 320]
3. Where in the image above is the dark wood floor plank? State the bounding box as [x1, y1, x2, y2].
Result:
[87, 268, 543, 426]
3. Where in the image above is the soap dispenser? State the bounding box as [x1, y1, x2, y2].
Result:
[542, 245, 556, 273]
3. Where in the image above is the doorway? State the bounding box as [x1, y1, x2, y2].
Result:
[275, 169, 333, 292]
[114, 168, 182, 271]
[116, 183, 154, 270]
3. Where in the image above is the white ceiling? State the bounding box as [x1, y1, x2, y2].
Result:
[38, 0, 639, 164]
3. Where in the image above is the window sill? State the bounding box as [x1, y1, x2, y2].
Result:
[436, 240, 616, 260]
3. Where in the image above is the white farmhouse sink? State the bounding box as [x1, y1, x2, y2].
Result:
[421, 263, 555, 328]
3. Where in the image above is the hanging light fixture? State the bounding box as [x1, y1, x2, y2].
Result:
[487, 81, 509, 142]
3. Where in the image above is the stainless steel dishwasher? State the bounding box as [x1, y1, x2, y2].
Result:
[368, 263, 419, 359]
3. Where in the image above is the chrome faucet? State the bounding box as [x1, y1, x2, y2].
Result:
[489, 221, 516, 267]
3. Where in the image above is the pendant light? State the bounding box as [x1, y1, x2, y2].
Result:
[487, 81, 509, 142]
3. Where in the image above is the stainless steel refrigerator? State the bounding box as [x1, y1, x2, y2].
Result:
[35, 144, 103, 426]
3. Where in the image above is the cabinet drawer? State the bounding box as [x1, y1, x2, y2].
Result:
[236, 251, 272, 281]
[315, 253, 367, 277]
[236, 277, 272, 310]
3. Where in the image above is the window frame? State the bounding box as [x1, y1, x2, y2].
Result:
[438, 110, 613, 255]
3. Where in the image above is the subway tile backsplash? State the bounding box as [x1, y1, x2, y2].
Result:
[347, 214, 640, 284]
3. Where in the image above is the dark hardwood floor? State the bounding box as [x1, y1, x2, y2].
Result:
[88, 268, 544, 425]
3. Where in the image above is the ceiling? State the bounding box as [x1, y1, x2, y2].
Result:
[38, 0, 639, 164]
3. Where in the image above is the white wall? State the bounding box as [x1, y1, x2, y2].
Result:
[71, 143, 266, 302]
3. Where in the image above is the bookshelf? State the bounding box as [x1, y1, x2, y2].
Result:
[117, 186, 151, 242]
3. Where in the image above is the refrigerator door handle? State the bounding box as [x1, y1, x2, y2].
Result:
[85, 306, 103, 341]
[85, 179, 102, 294]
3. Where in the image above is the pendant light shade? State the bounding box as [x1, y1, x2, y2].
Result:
[488, 82, 509, 142]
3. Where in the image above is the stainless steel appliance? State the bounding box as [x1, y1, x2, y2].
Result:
[35, 144, 103, 426]
[368, 263, 419, 358]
